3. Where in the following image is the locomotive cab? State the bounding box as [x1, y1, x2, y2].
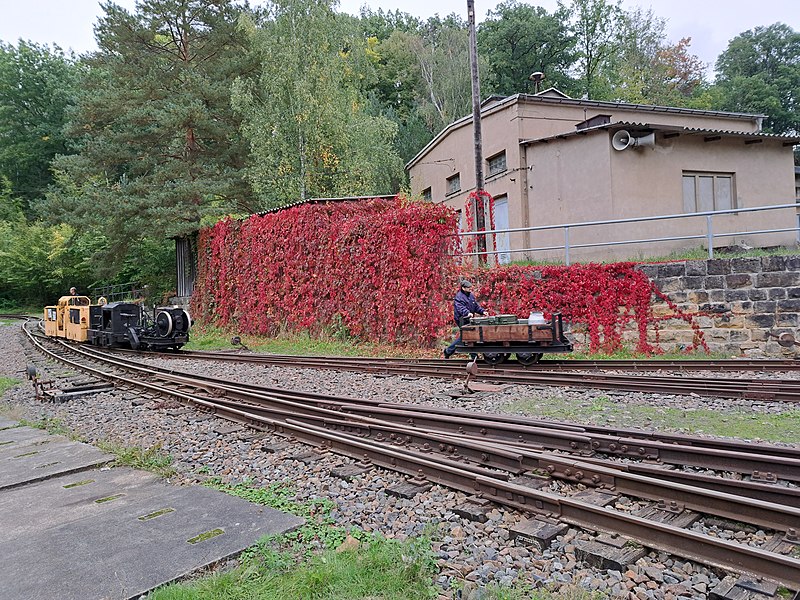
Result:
[43, 296, 92, 342]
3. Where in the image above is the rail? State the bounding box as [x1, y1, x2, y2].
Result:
[457, 202, 799, 264]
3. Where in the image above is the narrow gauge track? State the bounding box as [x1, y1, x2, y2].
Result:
[126, 348, 800, 402]
[22, 325, 800, 589]
[170, 349, 800, 373]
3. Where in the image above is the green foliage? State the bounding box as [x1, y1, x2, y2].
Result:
[148, 533, 438, 600]
[233, 0, 404, 209]
[20, 416, 75, 438]
[478, 1, 577, 96]
[715, 23, 800, 135]
[97, 441, 175, 478]
[0, 40, 79, 217]
[44, 0, 255, 272]
[0, 376, 21, 396]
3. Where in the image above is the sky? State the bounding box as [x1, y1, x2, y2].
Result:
[0, 0, 798, 75]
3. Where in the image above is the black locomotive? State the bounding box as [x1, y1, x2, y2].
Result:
[87, 302, 191, 350]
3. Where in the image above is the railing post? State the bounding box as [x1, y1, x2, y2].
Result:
[564, 226, 571, 265]
[706, 215, 714, 259]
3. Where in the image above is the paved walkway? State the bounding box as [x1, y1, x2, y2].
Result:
[0, 418, 304, 599]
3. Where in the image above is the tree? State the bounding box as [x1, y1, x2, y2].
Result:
[45, 0, 256, 269]
[609, 8, 707, 106]
[478, 0, 577, 96]
[232, 0, 404, 207]
[562, 0, 623, 99]
[0, 41, 79, 217]
[715, 23, 800, 135]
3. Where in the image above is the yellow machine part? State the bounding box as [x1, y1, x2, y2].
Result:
[44, 296, 91, 342]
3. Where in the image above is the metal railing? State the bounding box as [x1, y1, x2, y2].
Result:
[88, 282, 143, 303]
[457, 202, 799, 264]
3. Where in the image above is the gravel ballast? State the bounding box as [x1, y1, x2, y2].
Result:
[2, 322, 798, 599]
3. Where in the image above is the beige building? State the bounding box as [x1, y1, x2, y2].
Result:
[407, 90, 799, 263]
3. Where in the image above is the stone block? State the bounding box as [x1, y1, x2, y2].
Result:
[788, 287, 800, 298]
[724, 289, 750, 302]
[730, 257, 761, 273]
[667, 291, 688, 303]
[715, 315, 744, 328]
[747, 288, 767, 301]
[706, 259, 730, 275]
[659, 277, 686, 293]
[728, 330, 750, 342]
[636, 264, 659, 279]
[760, 256, 786, 272]
[685, 260, 707, 276]
[728, 302, 753, 315]
[745, 314, 775, 328]
[756, 272, 800, 288]
[768, 288, 787, 300]
[704, 276, 725, 290]
[699, 303, 729, 314]
[751, 329, 768, 342]
[785, 256, 800, 271]
[725, 274, 752, 289]
[776, 313, 799, 327]
[695, 316, 714, 328]
[708, 289, 725, 302]
[687, 291, 709, 303]
[753, 301, 777, 313]
[659, 263, 686, 278]
[778, 299, 800, 312]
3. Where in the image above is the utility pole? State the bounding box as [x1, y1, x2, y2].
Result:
[467, 0, 487, 260]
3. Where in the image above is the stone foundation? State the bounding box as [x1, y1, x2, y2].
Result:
[639, 255, 800, 357]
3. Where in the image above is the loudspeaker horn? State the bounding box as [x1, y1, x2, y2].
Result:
[631, 132, 656, 148]
[611, 130, 631, 151]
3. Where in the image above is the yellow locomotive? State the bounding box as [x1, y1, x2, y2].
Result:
[44, 295, 190, 350]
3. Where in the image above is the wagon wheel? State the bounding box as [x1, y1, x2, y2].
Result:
[482, 352, 510, 365]
[516, 353, 543, 366]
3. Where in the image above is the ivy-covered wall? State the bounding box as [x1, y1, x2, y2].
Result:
[639, 256, 800, 356]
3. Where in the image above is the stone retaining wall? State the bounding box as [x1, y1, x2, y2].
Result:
[637, 255, 800, 357]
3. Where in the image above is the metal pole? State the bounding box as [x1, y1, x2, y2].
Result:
[467, 0, 486, 261]
[564, 226, 571, 265]
[706, 215, 714, 259]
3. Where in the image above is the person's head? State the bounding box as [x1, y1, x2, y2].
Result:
[69, 287, 77, 295]
[460, 280, 473, 292]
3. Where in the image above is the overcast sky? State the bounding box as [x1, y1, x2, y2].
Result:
[1, 0, 797, 75]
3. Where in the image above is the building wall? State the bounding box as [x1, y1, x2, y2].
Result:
[522, 132, 796, 262]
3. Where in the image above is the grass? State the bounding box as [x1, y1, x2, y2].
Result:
[0, 376, 21, 396]
[97, 441, 176, 478]
[147, 478, 439, 600]
[507, 395, 800, 443]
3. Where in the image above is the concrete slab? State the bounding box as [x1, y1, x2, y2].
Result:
[0, 416, 19, 429]
[0, 465, 304, 599]
[0, 426, 114, 490]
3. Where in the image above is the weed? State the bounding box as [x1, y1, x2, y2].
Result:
[98, 441, 175, 478]
[0, 376, 21, 396]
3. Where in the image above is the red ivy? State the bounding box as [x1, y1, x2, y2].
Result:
[191, 196, 459, 345]
[192, 196, 705, 353]
[461, 263, 707, 354]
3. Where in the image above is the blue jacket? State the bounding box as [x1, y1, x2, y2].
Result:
[453, 289, 485, 326]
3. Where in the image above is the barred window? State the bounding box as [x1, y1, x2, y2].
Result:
[487, 151, 507, 177]
[446, 173, 461, 195]
[682, 171, 735, 212]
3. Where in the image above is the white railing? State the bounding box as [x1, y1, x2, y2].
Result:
[457, 202, 799, 264]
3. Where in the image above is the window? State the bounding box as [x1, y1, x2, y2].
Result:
[446, 173, 461, 195]
[487, 151, 507, 177]
[682, 171, 735, 213]
[422, 187, 432, 202]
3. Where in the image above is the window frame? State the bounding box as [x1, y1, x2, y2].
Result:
[422, 187, 432, 202]
[486, 151, 507, 178]
[682, 171, 736, 213]
[446, 172, 461, 196]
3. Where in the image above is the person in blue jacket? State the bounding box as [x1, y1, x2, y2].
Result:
[444, 279, 487, 358]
